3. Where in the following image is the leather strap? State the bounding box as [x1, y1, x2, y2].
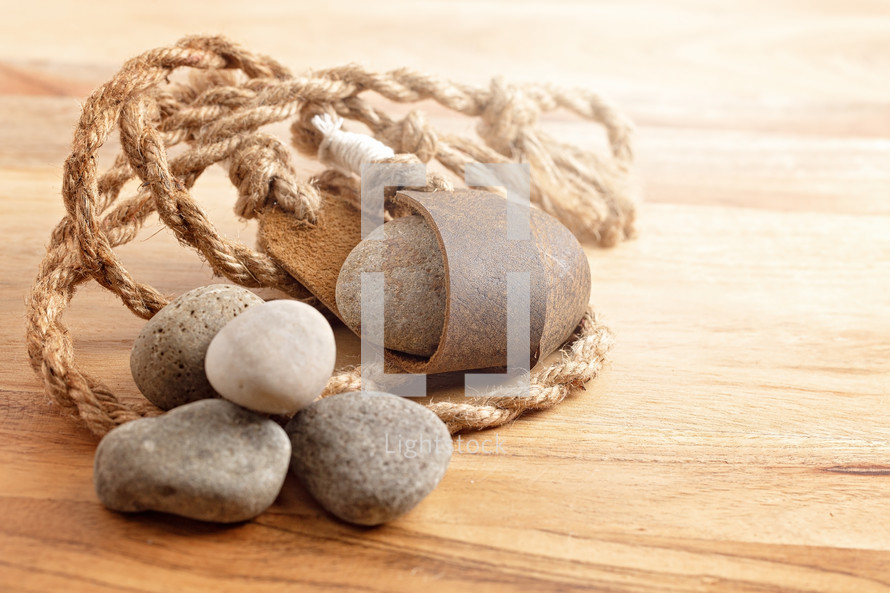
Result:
[258, 189, 590, 374]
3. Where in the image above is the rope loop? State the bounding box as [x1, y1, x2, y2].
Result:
[26, 36, 633, 437]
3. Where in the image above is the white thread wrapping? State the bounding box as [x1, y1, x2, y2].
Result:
[312, 114, 395, 176]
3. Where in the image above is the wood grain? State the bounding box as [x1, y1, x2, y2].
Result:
[2, 1, 890, 591]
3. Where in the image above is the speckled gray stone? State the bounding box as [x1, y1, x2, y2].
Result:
[93, 399, 291, 523]
[286, 391, 452, 526]
[130, 284, 264, 410]
[335, 215, 446, 357]
[205, 300, 337, 415]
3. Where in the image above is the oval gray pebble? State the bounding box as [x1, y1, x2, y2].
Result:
[130, 284, 264, 410]
[335, 215, 446, 357]
[93, 399, 291, 523]
[286, 391, 452, 526]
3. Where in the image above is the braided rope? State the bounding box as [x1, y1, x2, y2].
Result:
[26, 35, 631, 437]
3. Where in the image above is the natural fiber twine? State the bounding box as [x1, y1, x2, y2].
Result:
[25, 35, 634, 437]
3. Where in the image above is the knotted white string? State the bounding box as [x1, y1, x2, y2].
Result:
[312, 114, 395, 176]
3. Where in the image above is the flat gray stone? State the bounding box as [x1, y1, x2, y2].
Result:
[205, 300, 337, 415]
[335, 215, 445, 357]
[130, 284, 264, 410]
[286, 391, 452, 526]
[94, 399, 291, 523]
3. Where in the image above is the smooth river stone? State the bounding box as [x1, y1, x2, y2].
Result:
[335, 215, 445, 357]
[130, 284, 264, 410]
[286, 391, 452, 526]
[205, 299, 336, 415]
[93, 399, 291, 523]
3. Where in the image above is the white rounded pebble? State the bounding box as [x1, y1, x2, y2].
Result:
[205, 300, 336, 415]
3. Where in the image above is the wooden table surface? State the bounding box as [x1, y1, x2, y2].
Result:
[2, 1, 889, 591]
